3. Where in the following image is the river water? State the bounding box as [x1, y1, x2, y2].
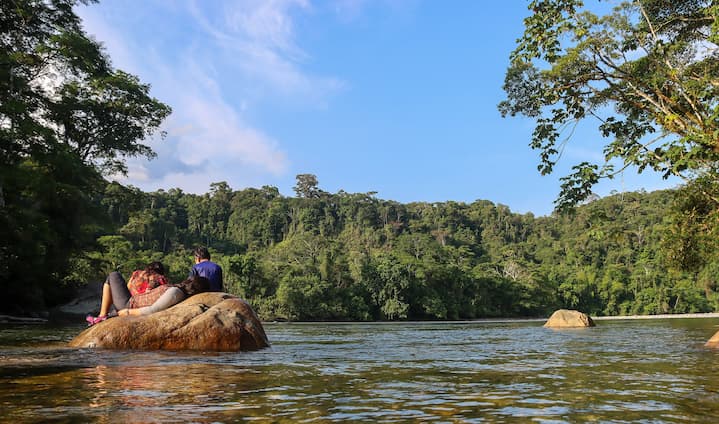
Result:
[2, 318, 719, 423]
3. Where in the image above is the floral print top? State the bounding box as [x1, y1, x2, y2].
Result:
[126, 270, 169, 297]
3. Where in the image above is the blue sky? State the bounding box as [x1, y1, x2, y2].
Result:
[77, 0, 679, 217]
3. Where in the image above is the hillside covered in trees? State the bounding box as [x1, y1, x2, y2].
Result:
[4, 1, 719, 321]
[37, 174, 716, 321]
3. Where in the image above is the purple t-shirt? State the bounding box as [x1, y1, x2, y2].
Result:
[190, 260, 223, 292]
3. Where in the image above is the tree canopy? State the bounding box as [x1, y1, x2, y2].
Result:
[58, 175, 719, 321]
[0, 0, 170, 311]
[499, 0, 719, 211]
[3, 1, 717, 321]
[1, 0, 171, 173]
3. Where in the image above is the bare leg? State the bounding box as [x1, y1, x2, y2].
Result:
[97, 272, 131, 317]
[99, 282, 113, 317]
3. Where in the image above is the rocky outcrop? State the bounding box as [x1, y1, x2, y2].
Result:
[544, 309, 596, 328]
[53, 281, 102, 318]
[69, 292, 269, 351]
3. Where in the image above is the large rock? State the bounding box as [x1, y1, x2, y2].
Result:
[544, 309, 596, 328]
[69, 292, 269, 351]
[705, 331, 719, 348]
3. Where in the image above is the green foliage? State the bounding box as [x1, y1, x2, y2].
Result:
[4, 3, 716, 321]
[57, 171, 718, 321]
[0, 0, 170, 313]
[500, 0, 719, 212]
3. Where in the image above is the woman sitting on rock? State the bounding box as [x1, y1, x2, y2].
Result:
[87, 261, 169, 325]
[116, 276, 210, 317]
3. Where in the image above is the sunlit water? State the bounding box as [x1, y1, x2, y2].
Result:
[2, 318, 719, 423]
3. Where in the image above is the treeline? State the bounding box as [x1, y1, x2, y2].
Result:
[5, 1, 719, 320]
[56, 174, 719, 321]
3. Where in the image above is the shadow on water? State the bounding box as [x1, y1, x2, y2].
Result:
[2, 319, 719, 422]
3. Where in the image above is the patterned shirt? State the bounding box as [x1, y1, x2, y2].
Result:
[127, 270, 168, 297]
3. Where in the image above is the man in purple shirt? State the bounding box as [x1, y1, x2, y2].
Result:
[189, 247, 224, 292]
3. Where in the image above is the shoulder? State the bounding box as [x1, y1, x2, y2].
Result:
[199, 261, 221, 270]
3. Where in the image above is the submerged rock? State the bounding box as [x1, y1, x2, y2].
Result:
[69, 292, 269, 351]
[544, 309, 596, 328]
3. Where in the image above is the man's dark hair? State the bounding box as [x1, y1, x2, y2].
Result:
[193, 246, 211, 260]
[145, 261, 165, 275]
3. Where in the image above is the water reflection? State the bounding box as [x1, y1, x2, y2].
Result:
[1, 319, 719, 422]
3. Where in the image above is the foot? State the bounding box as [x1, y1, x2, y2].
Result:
[85, 315, 108, 326]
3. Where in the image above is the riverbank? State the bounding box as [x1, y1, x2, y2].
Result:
[594, 312, 719, 320]
[0, 315, 48, 324]
[262, 312, 719, 325]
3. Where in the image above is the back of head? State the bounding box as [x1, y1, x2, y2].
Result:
[175, 276, 210, 297]
[193, 246, 211, 261]
[145, 261, 165, 276]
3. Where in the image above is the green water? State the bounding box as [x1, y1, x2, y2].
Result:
[2, 318, 719, 423]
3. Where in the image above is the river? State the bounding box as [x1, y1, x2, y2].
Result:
[2, 318, 719, 422]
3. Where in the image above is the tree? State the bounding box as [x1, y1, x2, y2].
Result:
[1, 0, 171, 173]
[94, 235, 133, 274]
[499, 0, 719, 211]
[293, 174, 322, 198]
[0, 0, 171, 312]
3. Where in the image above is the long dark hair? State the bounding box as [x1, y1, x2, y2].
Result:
[145, 261, 166, 275]
[173, 276, 210, 297]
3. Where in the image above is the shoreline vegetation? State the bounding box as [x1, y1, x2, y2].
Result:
[264, 312, 719, 324]
[593, 313, 719, 321]
[5, 2, 719, 323]
[8, 185, 719, 323]
[60, 185, 719, 322]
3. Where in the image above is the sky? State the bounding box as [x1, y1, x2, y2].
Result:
[76, 0, 680, 217]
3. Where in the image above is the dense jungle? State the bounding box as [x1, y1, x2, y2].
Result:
[3, 0, 719, 321]
[6, 172, 719, 321]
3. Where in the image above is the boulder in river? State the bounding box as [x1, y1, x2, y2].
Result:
[705, 330, 719, 348]
[544, 309, 596, 328]
[69, 292, 269, 351]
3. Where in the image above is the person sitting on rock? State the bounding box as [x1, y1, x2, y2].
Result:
[116, 276, 210, 317]
[189, 246, 224, 292]
[86, 261, 169, 325]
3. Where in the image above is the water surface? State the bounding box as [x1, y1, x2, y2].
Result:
[2, 318, 719, 422]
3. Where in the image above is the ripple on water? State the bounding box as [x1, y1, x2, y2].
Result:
[3, 319, 719, 422]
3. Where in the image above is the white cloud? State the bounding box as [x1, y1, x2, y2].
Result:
[188, 0, 344, 98]
[220, 0, 310, 55]
[172, 90, 288, 174]
[75, 0, 342, 193]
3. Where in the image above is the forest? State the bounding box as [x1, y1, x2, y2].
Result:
[3, 0, 719, 320]
[12, 173, 719, 321]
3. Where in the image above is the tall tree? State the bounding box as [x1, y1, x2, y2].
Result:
[293, 174, 322, 198]
[499, 0, 719, 211]
[0, 0, 171, 312]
